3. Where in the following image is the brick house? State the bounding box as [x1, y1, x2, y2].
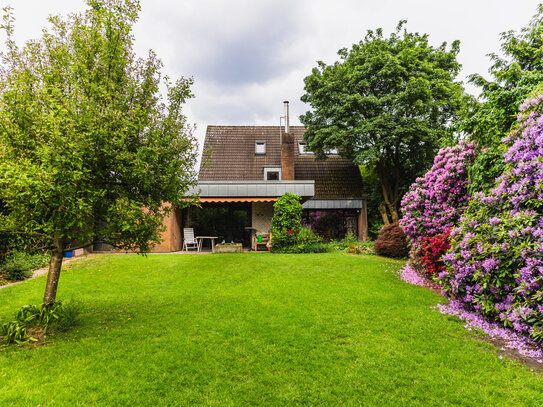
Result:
[153, 103, 367, 251]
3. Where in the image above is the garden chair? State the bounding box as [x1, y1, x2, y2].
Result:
[254, 233, 272, 252]
[183, 228, 200, 251]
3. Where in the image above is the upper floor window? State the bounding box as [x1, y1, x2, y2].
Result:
[299, 142, 339, 155]
[298, 142, 313, 155]
[255, 141, 266, 155]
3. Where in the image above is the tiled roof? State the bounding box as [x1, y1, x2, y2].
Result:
[199, 126, 364, 199]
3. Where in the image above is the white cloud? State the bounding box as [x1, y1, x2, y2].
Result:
[3, 0, 542, 159]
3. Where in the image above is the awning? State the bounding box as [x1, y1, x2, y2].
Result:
[198, 197, 278, 203]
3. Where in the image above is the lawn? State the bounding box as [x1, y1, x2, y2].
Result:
[0, 253, 542, 406]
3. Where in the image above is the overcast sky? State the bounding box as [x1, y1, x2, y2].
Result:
[3, 0, 542, 154]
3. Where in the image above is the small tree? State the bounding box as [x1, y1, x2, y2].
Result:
[300, 21, 470, 224]
[0, 0, 197, 305]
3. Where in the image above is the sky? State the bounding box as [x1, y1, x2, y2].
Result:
[3, 0, 542, 155]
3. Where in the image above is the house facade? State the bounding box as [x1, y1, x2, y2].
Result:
[153, 107, 367, 251]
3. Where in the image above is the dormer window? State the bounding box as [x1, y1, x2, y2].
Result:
[264, 167, 281, 181]
[299, 142, 339, 155]
[255, 141, 266, 155]
[298, 142, 313, 155]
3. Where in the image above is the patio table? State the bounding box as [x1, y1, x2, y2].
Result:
[196, 236, 218, 252]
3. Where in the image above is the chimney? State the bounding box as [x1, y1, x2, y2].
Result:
[281, 101, 295, 180]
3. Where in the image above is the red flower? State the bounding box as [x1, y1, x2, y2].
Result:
[286, 230, 294, 234]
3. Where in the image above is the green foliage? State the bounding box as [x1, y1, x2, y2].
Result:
[297, 226, 323, 245]
[271, 193, 303, 251]
[0, 0, 197, 302]
[460, 4, 543, 192]
[300, 21, 470, 222]
[271, 193, 303, 233]
[0, 251, 50, 282]
[0, 301, 80, 344]
[0, 0, 197, 261]
[359, 165, 384, 238]
[273, 226, 328, 253]
[327, 232, 375, 255]
[0, 320, 32, 345]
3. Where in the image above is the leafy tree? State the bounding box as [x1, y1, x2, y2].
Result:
[300, 21, 470, 224]
[0, 0, 197, 305]
[461, 4, 543, 192]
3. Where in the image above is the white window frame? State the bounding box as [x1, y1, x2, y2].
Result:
[264, 167, 281, 181]
[298, 142, 313, 155]
[255, 141, 266, 155]
[299, 142, 339, 156]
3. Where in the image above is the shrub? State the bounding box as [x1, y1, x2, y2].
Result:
[440, 91, 543, 342]
[327, 232, 375, 255]
[0, 301, 81, 345]
[374, 223, 408, 258]
[399, 140, 476, 248]
[277, 242, 329, 254]
[273, 226, 328, 253]
[271, 193, 303, 252]
[419, 229, 451, 277]
[271, 193, 302, 233]
[296, 226, 323, 245]
[0, 251, 50, 282]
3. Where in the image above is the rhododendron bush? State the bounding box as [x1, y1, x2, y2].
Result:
[439, 92, 543, 343]
[420, 229, 451, 277]
[399, 141, 476, 278]
[400, 141, 476, 246]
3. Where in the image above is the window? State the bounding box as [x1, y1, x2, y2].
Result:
[298, 142, 313, 155]
[299, 142, 338, 155]
[264, 167, 281, 181]
[255, 141, 266, 155]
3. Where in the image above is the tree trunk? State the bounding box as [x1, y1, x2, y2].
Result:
[387, 202, 400, 224]
[43, 235, 65, 305]
[379, 202, 390, 225]
[377, 162, 401, 225]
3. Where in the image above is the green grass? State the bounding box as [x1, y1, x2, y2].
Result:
[0, 253, 542, 406]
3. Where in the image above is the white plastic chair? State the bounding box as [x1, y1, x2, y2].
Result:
[183, 228, 200, 251]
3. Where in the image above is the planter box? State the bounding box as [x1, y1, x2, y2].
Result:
[215, 243, 242, 253]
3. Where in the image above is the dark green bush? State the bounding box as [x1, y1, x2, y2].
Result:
[0, 251, 50, 282]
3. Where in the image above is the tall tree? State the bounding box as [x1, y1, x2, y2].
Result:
[0, 0, 197, 305]
[460, 4, 543, 193]
[300, 21, 469, 224]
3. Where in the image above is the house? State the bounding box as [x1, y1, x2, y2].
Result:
[153, 102, 367, 252]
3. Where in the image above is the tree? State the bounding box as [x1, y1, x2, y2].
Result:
[300, 21, 469, 224]
[0, 0, 197, 305]
[460, 4, 543, 193]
